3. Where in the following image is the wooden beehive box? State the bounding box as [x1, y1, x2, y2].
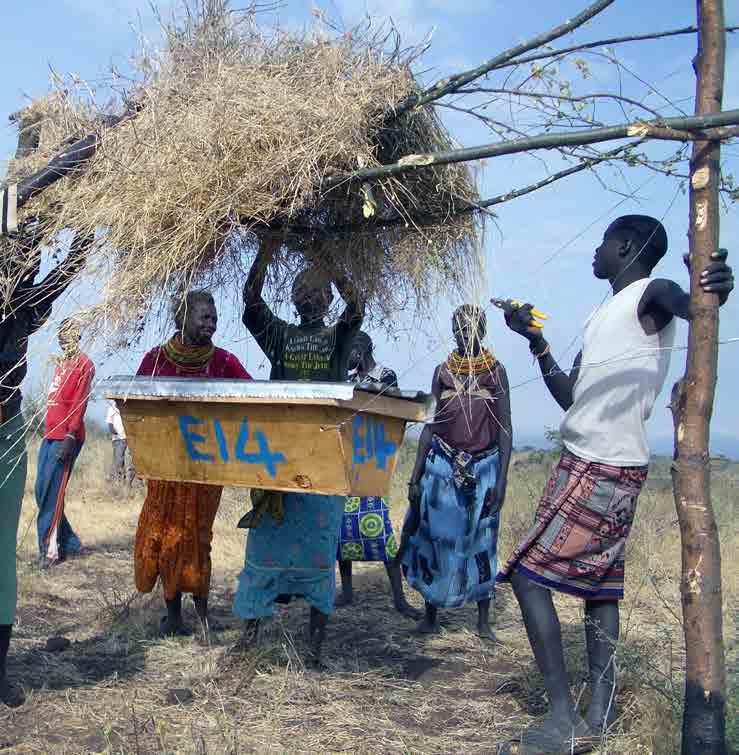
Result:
[102, 377, 430, 497]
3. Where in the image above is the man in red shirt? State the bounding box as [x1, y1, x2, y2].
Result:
[35, 318, 95, 569]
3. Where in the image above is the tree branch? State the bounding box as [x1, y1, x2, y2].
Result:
[456, 87, 664, 119]
[624, 153, 738, 198]
[392, 0, 616, 116]
[260, 143, 636, 238]
[324, 109, 739, 187]
[492, 24, 739, 72]
[473, 143, 635, 208]
[625, 123, 739, 141]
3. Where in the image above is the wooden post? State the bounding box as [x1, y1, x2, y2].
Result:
[670, 1, 727, 753]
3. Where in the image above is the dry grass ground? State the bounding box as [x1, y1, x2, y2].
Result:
[1, 436, 736, 754]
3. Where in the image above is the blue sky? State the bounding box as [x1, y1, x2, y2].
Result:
[2, 0, 739, 451]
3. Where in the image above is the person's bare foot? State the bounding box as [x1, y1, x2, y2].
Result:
[45, 636, 71, 652]
[305, 652, 325, 671]
[159, 615, 192, 637]
[334, 592, 353, 609]
[0, 676, 25, 708]
[477, 620, 499, 643]
[586, 684, 618, 734]
[513, 713, 595, 754]
[413, 616, 441, 635]
[231, 620, 261, 653]
[196, 618, 225, 645]
[38, 556, 59, 571]
[197, 617, 224, 633]
[394, 600, 422, 621]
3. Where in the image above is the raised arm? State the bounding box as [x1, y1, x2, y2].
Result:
[242, 234, 281, 341]
[243, 236, 278, 308]
[13, 230, 94, 334]
[16, 134, 99, 207]
[334, 270, 365, 331]
[14, 110, 138, 210]
[33, 231, 92, 301]
[637, 249, 733, 332]
[2, 110, 136, 236]
[497, 299, 581, 411]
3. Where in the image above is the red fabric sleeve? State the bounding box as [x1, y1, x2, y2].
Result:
[63, 357, 95, 437]
[223, 352, 252, 380]
[136, 348, 159, 377]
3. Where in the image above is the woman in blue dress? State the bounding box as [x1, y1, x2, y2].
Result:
[400, 305, 512, 639]
[234, 234, 364, 666]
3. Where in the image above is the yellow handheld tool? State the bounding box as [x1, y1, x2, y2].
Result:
[490, 297, 549, 329]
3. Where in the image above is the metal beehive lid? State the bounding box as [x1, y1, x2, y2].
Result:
[97, 376, 430, 410]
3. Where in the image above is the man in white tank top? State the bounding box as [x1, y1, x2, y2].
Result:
[493, 215, 733, 752]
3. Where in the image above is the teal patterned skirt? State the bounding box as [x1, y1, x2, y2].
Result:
[234, 492, 344, 618]
[337, 496, 398, 562]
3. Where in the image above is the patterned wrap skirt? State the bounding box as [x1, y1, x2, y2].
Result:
[134, 480, 223, 600]
[233, 492, 344, 619]
[338, 496, 398, 562]
[497, 451, 647, 601]
[402, 437, 500, 609]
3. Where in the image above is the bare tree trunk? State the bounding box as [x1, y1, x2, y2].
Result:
[670, 1, 727, 753]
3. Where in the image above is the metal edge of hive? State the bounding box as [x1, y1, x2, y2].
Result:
[97, 376, 357, 402]
[97, 376, 431, 413]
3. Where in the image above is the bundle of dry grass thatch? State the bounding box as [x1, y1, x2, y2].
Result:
[4, 0, 480, 333]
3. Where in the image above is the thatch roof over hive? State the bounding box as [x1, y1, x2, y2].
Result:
[4, 0, 481, 332]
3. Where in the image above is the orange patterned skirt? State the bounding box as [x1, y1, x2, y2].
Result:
[134, 480, 223, 600]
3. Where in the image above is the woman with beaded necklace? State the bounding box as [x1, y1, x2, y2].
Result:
[134, 290, 252, 638]
[399, 305, 512, 639]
